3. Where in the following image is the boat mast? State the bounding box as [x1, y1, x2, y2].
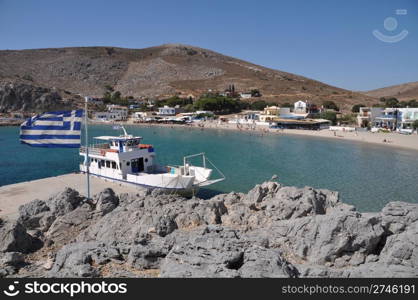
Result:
[84, 96, 91, 200]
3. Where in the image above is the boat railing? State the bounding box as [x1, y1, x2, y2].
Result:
[80, 143, 110, 156]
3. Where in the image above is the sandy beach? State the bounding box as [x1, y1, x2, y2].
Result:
[119, 120, 418, 152]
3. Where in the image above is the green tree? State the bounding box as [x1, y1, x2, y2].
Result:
[281, 102, 293, 108]
[385, 97, 399, 107]
[339, 113, 356, 124]
[322, 100, 339, 111]
[352, 104, 366, 113]
[194, 96, 241, 114]
[407, 99, 418, 108]
[184, 104, 194, 112]
[412, 120, 418, 130]
[250, 100, 268, 110]
[318, 111, 337, 125]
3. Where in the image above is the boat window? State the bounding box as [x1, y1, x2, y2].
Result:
[106, 161, 110, 168]
[126, 161, 130, 166]
[112, 162, 117, 169]
[100, 160, 105, 167]
[145, 158, 148, 163]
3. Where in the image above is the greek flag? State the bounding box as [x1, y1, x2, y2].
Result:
[20, 110, 84, 148]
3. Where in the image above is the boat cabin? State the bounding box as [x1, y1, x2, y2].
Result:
[80, 135, 157, 180]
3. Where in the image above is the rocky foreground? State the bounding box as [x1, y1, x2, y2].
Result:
[0, 181, 417, 278]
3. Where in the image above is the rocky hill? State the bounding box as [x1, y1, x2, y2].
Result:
[0, 44, 377, 111]
[363, 81, 418, 101]
[0, 78, 83, 113]
[1, 181, 416, 278]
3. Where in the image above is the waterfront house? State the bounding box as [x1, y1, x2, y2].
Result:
[94, 105, 128, 122]
[259, 106, 280, 122]
[399, 108, 418, 131]
[228, 111, 259, 125]
[371, 107, 418, 131]
[356, 107, 384, 127]
[157, 106, 176, 116]
[108, 105, 128, 120]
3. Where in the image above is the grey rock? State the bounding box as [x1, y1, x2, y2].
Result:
[160, 225, 297, 278]
[378, 221, 418, 268]
[47, 187, 84, 217]
[242, 181, 281, 205]
[48, 242, 120, 277]
[0, 219, 35, 253]
[127, 244, 167, 270]
[0, 265, 17, 277]
[18, 199, 50, 229]
[239, 246, 299, 278]
[3, 183, 417, 278]
[155, 215, 178, 237]
[343, 262, 418, 278]
[0, 252, 25, 267]
[381, 201, 418, 234]
[264, 211, 384, 265]
[94, 188, 119, 216]
[46, 204, 96, 246]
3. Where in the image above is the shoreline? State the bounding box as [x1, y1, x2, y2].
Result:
[3, 118, 417, 151]
[96, 120, 418, 152]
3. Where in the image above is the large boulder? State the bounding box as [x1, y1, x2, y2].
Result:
[47, 187, 84, 217]
[264, 211, 385, 266]
[48, 242, 122, 278]
[160, 225, 298, 278]
[17, 187, 86, 233]
[0, 219, 36, 253]
[378, 221, 418, 269]
[18, 199, 50, 229]
[220, 183, 354, 229]
[45, 204, 96, 246]
[381, 201, 418, 234]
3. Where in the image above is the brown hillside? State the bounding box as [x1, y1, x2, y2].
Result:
[0, 44, 377, 111]
[363, 81, 418, 101]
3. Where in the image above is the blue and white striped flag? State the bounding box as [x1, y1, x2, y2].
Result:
[20, 109, 84, 148]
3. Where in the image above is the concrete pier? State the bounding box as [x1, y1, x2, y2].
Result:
[0, 173, 142, 219]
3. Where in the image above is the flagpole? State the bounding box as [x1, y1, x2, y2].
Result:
[84, 96, 91, 200]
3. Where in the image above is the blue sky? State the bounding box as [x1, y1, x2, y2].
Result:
[0, 0, 417, 91]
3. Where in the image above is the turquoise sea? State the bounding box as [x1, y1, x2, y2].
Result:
[2, 125, 418, 212]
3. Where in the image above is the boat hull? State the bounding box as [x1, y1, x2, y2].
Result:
[79, 171, 200, 197]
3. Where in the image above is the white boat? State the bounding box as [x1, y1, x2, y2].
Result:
[79, 127, 225, 196]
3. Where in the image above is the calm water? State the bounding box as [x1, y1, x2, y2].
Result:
[1, 125, 418, 212]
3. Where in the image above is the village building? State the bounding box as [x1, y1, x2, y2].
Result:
[93, 105, 128, 121]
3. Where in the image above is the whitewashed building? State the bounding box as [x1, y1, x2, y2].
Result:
[371, 107, 418, 132]
[94, 105, 128, 121]
[157, 106, 176, 116]
[294, 101, 307, 114]
[240, 92, 252, 99]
